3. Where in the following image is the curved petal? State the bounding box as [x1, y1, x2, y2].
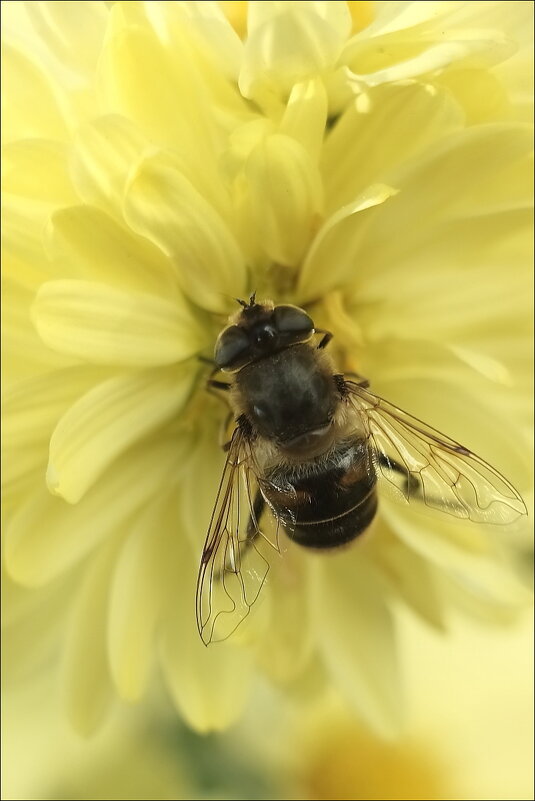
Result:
[62, 542, 116, 736]
[322, 82, 464, 213]
[365, 524, 445, 630]
[2, 365, 114, 494]
[1, 44, 68, 142]
[345, 125, 533, 343]
[32, 280, 205, 366]
[241, 133, 323, 266]
[46, 365, 196, 503]
[296, 183, 397, 302]
[280, 77, 328, 163]
[46, 205, 179, 297]
[159, 532, 253, 733]
[5, 430, 192, 586]
[108, 494, 173, 701]
[97, 6, 217, 159]
[315, 550, 403, 737]
[2, 276, 76, 386]
[124, 153, 247, 313]
[240, 1, 352, 99]
[3, 139, 76, 204]
[70, 115, 150, 218]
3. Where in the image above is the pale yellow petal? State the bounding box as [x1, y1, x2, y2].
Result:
[316, 550, 402, 737]
[70, 115, 150, 217]
[347, 31, 514, 88]
[383, 501, 532, 614]
[2, 275, 76, 386]
[47, 205, 178, 297]
[159, 533, 253, 732]
[3, 196, 64, 286]
[32, 280, 205, 366]
[2, 568, 73, 684]
[346, 125, 533, 341]
[322, 82, 464, 213]
[2, 139, 76, 204]
[22, 0, 108, 78]
[240, 1, 352, 99]
[297, 184, 398, 303]
[242, 133, 323, 266]
[279, 77, 328, 163]
[124, 153, 247, 313]
[62, 543, 116, 735]
[146, 0, 244, 82]
[2, 366, 114, 495]
[256, 539, 314, 683]
[5, 432, 189, 586]
[107, 477, 193, 702]
[97, 5, 217, 160]
[1, 44, 68, 142]
[46, 365, 196, 503]
[434, 68, 510, 125]
[365, 525, 445, 630]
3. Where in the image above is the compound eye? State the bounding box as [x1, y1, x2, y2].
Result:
[273, 305, 314, 335]
[214, 325, 250, 369]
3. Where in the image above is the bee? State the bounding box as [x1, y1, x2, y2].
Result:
[196, 295, 527, 644]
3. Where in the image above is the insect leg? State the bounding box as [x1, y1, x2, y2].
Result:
[315, 328, 333, 349]
[345, 371, 370, 388]
[376, 452, 420, 496]
[209, 380, 231, 391]
[244, 489, 265, 550]
[215, 490, 265, 580]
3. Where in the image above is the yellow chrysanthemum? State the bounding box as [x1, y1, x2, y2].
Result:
[2, 0, 533, 739]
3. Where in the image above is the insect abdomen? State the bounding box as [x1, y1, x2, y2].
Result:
[263, 438, 377, 550]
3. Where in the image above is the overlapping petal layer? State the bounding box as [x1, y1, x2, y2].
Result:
[2, 0, 532, 739]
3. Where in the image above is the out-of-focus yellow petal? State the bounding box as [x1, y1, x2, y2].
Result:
[242, 133, 323, 267]
[435, 68, 510, 124]
[280, 78, 328, 163]
[297, 183, 397, 302]
[2, 567, 73, 684]
[255, 537, 314, 684]
[70, 115, 150, 217]
[366, 527, 445, 631]
[46, 366, 196, 503]
[5, 433, 189, 586]
[2, 366, 114, 497]
[3, 140, 76, 204]
[316, 550, 402, 737]
[62, 542, 116, 736]
[47, 204, 179, 297]
[347, 125, 533, 339]
[1, 44, 68, 142]
[107, 485, 192, 703]
[97, 5, 217, 159]
[2, 276, 76, 386]
[147, 0, 244, 83]
[32, 280, 205, 366]
[322, 82, 464, 213]
[124, 153, 247, 313]
[240, 1, 352, 100]
[21, 0, 108, 77]
[159, 534, 254, 732]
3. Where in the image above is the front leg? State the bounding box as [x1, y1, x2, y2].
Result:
[315, 328, 333, 349]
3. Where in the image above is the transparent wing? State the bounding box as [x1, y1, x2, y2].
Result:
[196, 427, 278, 645]
[345, 381, 527, 525]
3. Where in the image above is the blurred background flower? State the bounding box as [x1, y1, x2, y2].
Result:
[2, 1, 533, 798]
[3, 605, 533, 799]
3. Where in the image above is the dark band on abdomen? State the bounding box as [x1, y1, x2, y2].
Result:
[289, 486, 377, 549]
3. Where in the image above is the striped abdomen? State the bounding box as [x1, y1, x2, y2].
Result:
[262, 438, 377, 549]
